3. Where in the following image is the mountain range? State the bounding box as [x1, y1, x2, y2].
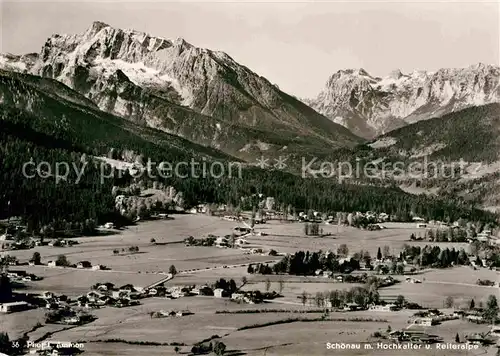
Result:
[307, 65, 500, 138]
[3, 21, 499, 154]
[0, 21, 361, 162]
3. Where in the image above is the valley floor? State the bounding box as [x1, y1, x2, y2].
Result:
[2, 215, 499, 355]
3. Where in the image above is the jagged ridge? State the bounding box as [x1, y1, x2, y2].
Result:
[1, 21, 362, 160]
[308, 65, 500, 139]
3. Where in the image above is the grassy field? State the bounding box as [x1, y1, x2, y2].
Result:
[378, 266, 499, 308]
[248, 221, 471, 257]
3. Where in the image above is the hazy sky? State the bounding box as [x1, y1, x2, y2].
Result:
[1, 0, 499, 97]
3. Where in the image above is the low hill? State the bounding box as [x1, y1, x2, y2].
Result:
[327, 104, 500, 209]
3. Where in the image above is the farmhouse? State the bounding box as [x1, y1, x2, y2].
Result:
[111, 290, 131, 299]
[0, 301, 30, 313]
[411, 317, 433, 326]
[104, 222, 115, 229]
[214, 289, 230, 298]
[477, 232, 490, 242]
[118, 284, 137, 292]
[91, 264, 105, 270]
[47, 261, 57, 267]
[0, 233, 12, 241]
[176, 310, 192, 316]
[369, 304, 399, 312]
[343, 303, 362, 311]
[77, 261, 92, 269]
[192, 286, 213, 296]
[94, 282, 113, 291]
[235, 238, 248, 245]
[405, 277, 422, 284]
[167, 286, 192, 298]
[41, 291, 55, 299]
[215, 236, 229, 247]
[62, 316, 81, 325]
[231, 292, 246, 301]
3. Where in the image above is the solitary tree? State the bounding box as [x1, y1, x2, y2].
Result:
[56, 254, 70, 267]
[31, 252, 41, 265]
[315, 292, 325, 307]
[484, 295, 499, 323]
[213, 341, 226, 356]
[241, 276, 248, 288]
[470, 298, 476, 310]
[337, 244, 349, 257]
[455, 333, 460, 343]
[278, 279, 285, 294]
[247, 264, 254, 274]
[169, 265, 177, 276]
[396, 264, 404, 275]
[382, 245, 391, 258]
[395, 295, 406, 308]
[444, 296, 454, 309]
[150, 238, 156, 245]
[377, 247, 382, 260]
[300, 291, 308, 306]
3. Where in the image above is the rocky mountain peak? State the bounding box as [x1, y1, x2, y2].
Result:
[0, 21, 362, 159]
[87, 21, 110, 36]
[309, 63, 500, 138]
[388, 69, 403, 80]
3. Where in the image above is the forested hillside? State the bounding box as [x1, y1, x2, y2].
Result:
[0, 72, 496, 231]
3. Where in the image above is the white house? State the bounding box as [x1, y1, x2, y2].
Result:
[47, 261, 57, 267]
[112, 290, 130, 299]
[41, 291, 55, 299]
[231, 292, 245, 300]
[369, 304, 399, 312]
[214, 288, 228, 298]
[91, 265, 104, 270]
[62, 316, 80, 325]
[411, 317, 433, 326]
[104, 222, 115, 229]
[0, 233, 12, 241]
[0, 301, 30, 313]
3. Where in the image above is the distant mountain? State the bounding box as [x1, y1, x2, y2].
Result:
[1, 21, 362, 160]
[307, 65, 500, 139]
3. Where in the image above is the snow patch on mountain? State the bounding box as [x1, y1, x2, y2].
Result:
[0, 54, 28, 72]
[410, 143, 447, 158]
[91, 58, 193, 105]
[368, 137, 397, 149]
